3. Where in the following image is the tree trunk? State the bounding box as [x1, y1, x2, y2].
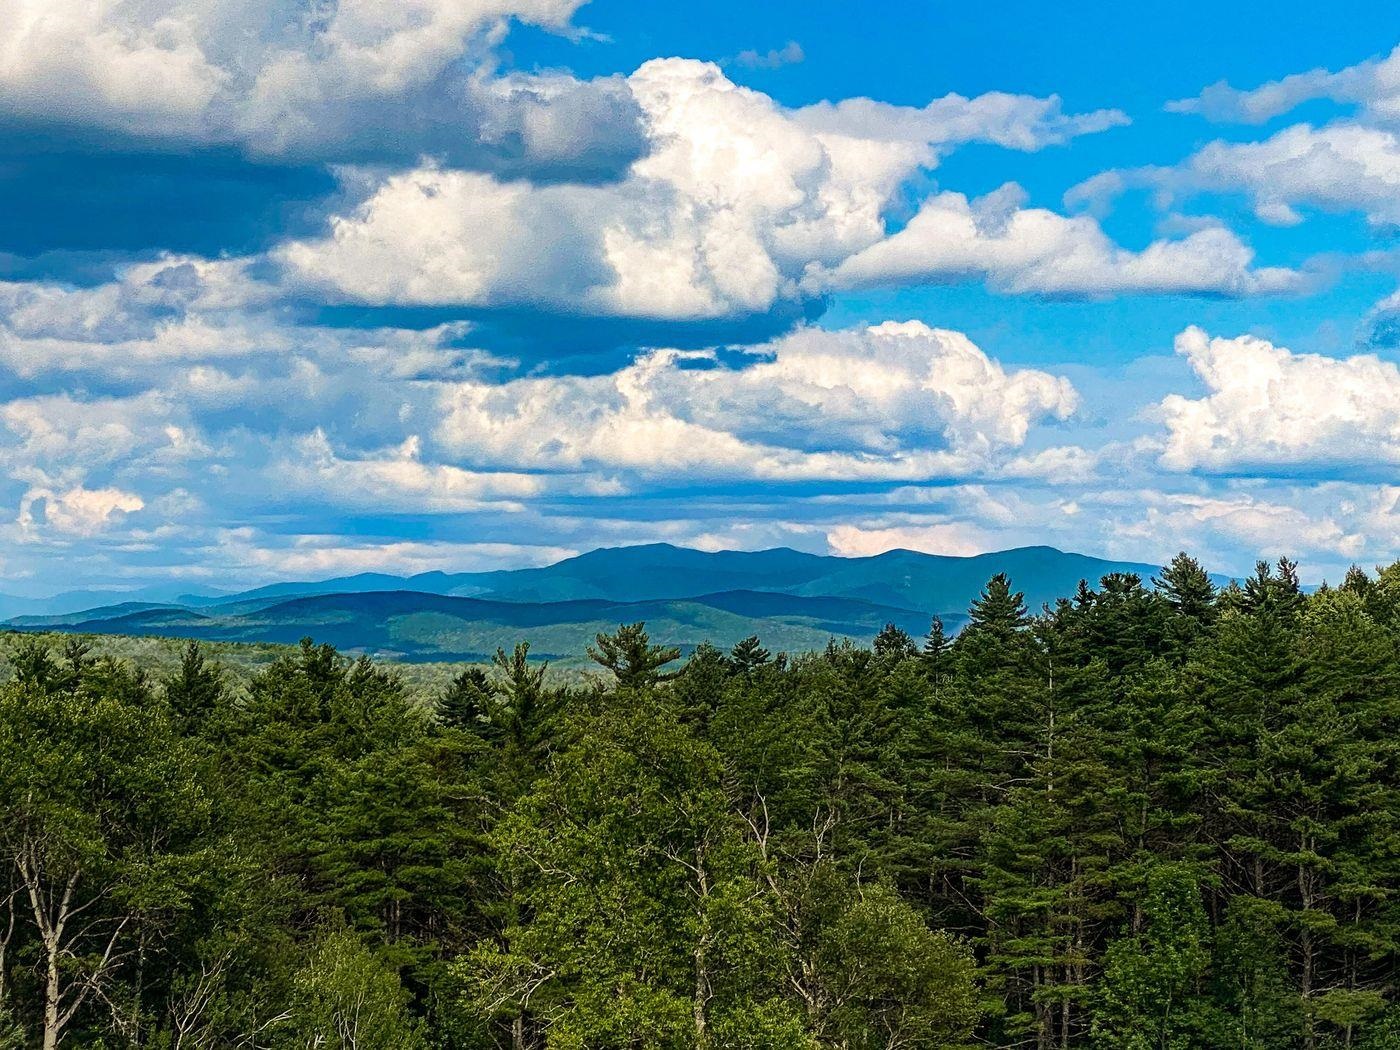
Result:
[1299, 832, 1316, 1050]
[693, 844, 711, 1049]
[42, 933, 61, 1050]
[22, 861, 79, 1050]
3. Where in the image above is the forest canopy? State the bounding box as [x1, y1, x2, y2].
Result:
[0, 553, 1398, 1048]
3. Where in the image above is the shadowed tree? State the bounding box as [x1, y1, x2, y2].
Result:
[439, 666, 502, 739]
[162, 640, 225, 731]
[873, 622, 918, 661]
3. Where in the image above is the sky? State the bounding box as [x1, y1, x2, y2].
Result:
[4, 0, 1400, 595]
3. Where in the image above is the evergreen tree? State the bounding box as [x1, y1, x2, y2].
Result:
[439, 665, 501, 737]
[966, 572, 1030, 637]
[163, 639, 225, 730]
[872, 622, 918, 661]
[3, 549, 1400, 1047]
[491, 642, 549, 747]
[729, 634, 772, 674]
[921, 615, 950, 686]
[1154, 551, 1217, 657]
[588, 621, 682, 687]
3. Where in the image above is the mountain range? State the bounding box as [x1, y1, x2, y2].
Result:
[2, 543, 1216, 663]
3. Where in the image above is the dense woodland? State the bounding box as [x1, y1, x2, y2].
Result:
[1, 554, 1399, 1048]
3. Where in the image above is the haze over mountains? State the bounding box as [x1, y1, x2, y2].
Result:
[1, 544, 1223, 663]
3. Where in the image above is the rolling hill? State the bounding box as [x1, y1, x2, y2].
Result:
[9, 588, 948, 663]
[3, 543, 1217, 662]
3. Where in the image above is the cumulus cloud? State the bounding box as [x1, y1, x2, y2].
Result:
[1185, 122, 1400, 227]
[1076, 44, 1400, 234]
[3, 8, 1391, 594]
[1098, 488, 1367, 567]
[435, 321, 1078, 481]
[0, 391, 212, 491]
[794, 92, 1126, 153]
[0, 257, 283, 378]
[277, 429, 549, 513]
[18, 484, 145, 537]
[279, 59, 1133, 319]
[1155, 327, 1400, 473]
[0, 0, 1126, 185]
[0, 0, 638, 173]
[825, 185, 1299, 297]
[0, 265, 1086, 583]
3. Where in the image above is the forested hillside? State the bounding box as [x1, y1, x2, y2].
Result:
[1, 553, 1397, 1048]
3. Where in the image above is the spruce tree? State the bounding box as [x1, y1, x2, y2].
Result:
[163, 639, 226, 730]
[438, 666, 501, 738]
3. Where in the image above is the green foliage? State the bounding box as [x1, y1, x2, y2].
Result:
[587, 621, 682, 687]
[729, 634, 772, 674]
[289, 926, 427, 1048]
[812, 882, 980, 1049]
[3, 554, 1400, 1048]
[1091, 864, 1210, 1049]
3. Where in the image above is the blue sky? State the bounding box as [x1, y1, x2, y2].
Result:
[3, 0, 1400, 594]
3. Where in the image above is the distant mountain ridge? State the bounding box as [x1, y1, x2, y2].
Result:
[2, 543, 1225, 662]
[192, 543, 1198, 609]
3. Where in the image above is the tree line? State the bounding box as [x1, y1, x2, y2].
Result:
[0, 552, 1398, 1047]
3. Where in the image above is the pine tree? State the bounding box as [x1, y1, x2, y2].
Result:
[729, 635, 772, 674]
[916, 617, 952, 707]
[966, 572, 1029, 637]
[1155, 551, 1217, 622]
[588, 622, 681, 688]
[491, 642, 548, 747]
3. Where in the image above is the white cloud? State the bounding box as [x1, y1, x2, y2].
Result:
[0, 391, 206, 484]
[1186, 122, 1400, 227]
[1079, 45, 1400, 232]
[0, 0, 601, 163]
[0, 265, 1087, 581]
[794, 92, 1126, 153]
[825, 521, 990, 558]
[0, 0, 1125, 183]
[1099, 489, 1367, 567]
[0, 257, 284, 378]
[998, 445, 1101, 483]
[0, 0, 228, 134]
[18, 484, 145, 537]
[1074, 123, 1400, 229]
[825, 186, 1300, 296]
[733, 41, 804, 71]
[207, 529, 578, 579]
[435, 321, 1078, 480]
[277, 429, 547, 512]
[1167, 44, 1400, 125]
[280, 59, 1129, 318]
[1155, 327, 1400, 473]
